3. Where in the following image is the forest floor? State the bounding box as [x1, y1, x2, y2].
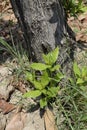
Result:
[0, 0, 87, 130]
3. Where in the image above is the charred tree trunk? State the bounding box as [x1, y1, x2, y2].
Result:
[10, 0, 75, 76]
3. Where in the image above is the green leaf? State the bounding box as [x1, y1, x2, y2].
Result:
[82, 66, 87, 78]
[40, 98, 47, 108]
[80, 6, 87, 12]
[30, 63, 51, 70]
[80, 86, 87, 91]
[43, 47, 59, 65]
[33, 80, 42, 90]
[41, 71, 50, 88]
[0, 37, 17, 57]
[56, 72, 64, 81]
[76, 78, 84, 84]
[25, 71, 33, 82]
[51, 65, 60, 71]
[47, 86, 60, 98]
[73, 62, 81, 77]
[68, 78, 74, 84]
[42, 54, 49, 65]
[42, 89, 47, 95]
[81, 115, 87, 121]
[23, 90, 41, 98]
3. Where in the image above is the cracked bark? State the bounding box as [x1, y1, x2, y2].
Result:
[10, 0, 76, 76]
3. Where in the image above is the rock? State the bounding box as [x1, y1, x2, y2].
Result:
[6, 112, 26, 130]
[5, 109, 45, 130]
[0, 78, 14, 100]
[0, 65, 45, 130]
[0, 113, 6, 130]
[0, 66, 14, 100]
[23, 109, 45, 130]
[0, 66, 10, 77]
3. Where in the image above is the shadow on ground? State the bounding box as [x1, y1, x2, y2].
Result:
[0, 18, 25, 63]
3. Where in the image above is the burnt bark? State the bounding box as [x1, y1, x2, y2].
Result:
[10, 0, 75, 76]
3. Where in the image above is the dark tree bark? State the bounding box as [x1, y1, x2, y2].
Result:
[10, 0, 75, 76]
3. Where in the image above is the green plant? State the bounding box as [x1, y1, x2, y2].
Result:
[0, 37, 27, 59]
[73, 62, 87, 91]
[55, 62, 87, 130]
[0, 37, 29, 78]
[68, 62, 87, 129]
[62, 0, 87, 17]
[23, 47, 64, 108]
[0, 37, 18, 57]
[1, 37, 87, 129]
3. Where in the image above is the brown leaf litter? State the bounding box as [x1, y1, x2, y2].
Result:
[0, 98, 15, 114]
[68, 12, 87, 43]
[44, 108, 58, 130]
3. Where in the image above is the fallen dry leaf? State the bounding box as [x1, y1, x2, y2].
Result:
[68, 12, 87, 43]
[78, 12, 87, 21]
[17, 81, 27, 94]
[76, 33, 87, 42]
[11, 76, 27, 94]
[12, 79, 27, 94]
[6, 112, 27, 130]
[0, 99, 15, 114]
[44, 108, 57, 130]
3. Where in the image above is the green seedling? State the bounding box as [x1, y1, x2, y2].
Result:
[55, 62, 87, 130]
[0, 37, 29, 78]
[62, 0, 87, 17]
[73, 62, 87, 92]
[23, 47, 64, 108]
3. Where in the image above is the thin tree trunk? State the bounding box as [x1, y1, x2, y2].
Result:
[10, 0, 75, 76]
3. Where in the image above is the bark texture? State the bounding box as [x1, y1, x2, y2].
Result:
[10, 0, 75, 75]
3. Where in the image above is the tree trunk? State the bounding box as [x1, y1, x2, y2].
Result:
[10, 0, 75, 76]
